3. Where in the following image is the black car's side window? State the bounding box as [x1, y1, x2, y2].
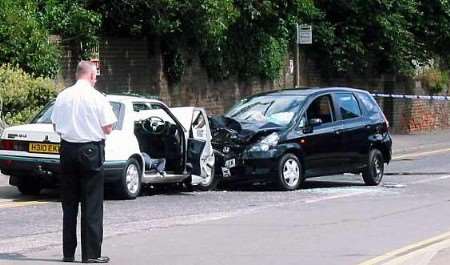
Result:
[336, 93, 361, 120]
[306, 95, 335, 124]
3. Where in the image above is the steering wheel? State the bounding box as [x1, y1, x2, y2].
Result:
[141, 116, 167, 135]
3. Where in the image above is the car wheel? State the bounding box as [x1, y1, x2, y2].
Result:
[362, 149, 384, 186]
[116, 158, 141, 199]
[17, 177, 41, 196]
[195, 166, 219, 191]
[276, 153, 303, 191]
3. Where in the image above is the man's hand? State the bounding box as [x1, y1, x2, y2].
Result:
[102, 124, 113, 135]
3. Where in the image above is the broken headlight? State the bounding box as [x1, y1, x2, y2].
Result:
[249, 132, 279, 152]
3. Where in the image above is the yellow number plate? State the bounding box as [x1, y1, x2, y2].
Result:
[29, 143, 60, 154]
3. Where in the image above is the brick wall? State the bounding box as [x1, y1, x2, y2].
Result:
[376, 98, 450, 133]
[60, 37, 450, 134]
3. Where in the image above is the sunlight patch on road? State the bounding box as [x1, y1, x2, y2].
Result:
[393, 148, 450, 160]
[0, 200, 48, 209]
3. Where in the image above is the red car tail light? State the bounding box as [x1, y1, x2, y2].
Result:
[0, 140, 14, 150]
[1, 160, 13, 168]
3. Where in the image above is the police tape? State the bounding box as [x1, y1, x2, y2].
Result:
[371, 93, 450, 101]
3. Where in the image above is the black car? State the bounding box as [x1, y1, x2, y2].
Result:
[210, 87, 392, 190]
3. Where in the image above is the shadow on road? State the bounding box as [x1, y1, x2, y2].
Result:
[0, 186, 59, 202]
[221, 178, 366, 192]
[0, 252, 62, 263]
[384, 172, 450, 176]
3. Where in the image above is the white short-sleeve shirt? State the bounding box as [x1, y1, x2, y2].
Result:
[51, 80, 117, 143]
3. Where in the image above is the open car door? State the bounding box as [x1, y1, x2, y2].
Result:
[170, 107, 217, 190]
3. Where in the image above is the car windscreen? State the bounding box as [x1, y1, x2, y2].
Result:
[31, 101, 123, 128]
[225, 95, 306, 126]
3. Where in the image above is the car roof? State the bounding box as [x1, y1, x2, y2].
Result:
[106, 94, 163, 104]
[251, 87, 370, 97]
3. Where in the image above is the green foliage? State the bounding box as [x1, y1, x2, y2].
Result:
[5, 0, 450, 83]
[416, 68, 449, 94]
[312, 0, 421, 75]
[0, 65, 59, 125]
[0, 0, 60, 77]
[414, 0, 450, 66]
[37, 0, 102, 59]
[93, 0, 318, 82]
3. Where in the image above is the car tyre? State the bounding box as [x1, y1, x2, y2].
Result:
[194, 167, 219, 191]
[116, 158, 141, 199]
[17, 177, 41, 196]
[362, 149, 384, 186]
[276, 153, 303, 191]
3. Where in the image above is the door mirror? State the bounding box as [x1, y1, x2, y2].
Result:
[302, 118, 322, 134]
[309, 118, 323, 127]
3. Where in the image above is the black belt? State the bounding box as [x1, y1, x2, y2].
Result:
[61, 139, 105, 146]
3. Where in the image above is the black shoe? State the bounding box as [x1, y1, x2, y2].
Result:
[82, 256, 110, 263]
[63, 257, 75, 262]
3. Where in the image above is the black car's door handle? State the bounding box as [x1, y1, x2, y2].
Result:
[335, 130, 342, 135]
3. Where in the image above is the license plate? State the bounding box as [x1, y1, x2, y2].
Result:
[225, 158, 236, 168]
[29, 143, 60, 154]
[221, 167, 231, 178]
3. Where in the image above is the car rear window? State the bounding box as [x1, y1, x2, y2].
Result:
[357, 92, 380, 114]
[335, 93, 361, 120]
[32, 101, 123, 128]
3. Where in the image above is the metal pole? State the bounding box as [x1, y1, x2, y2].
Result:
[295, 23, 300, 88]
[296, 43, 300, 88]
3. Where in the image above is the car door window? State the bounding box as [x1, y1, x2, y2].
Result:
[306, 95, 335, 124]
[335, 93, 361, 120]
[133, 102, 153, 112]
[192, 110, 207, 139]
[110, 101, 124, 130]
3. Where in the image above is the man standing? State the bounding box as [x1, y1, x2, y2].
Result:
[51, 61, 117, 263]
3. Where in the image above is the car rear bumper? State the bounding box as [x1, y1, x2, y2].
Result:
[0, 155, 126, 186]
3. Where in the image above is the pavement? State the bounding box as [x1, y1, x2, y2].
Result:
[391, 128, 450, 156]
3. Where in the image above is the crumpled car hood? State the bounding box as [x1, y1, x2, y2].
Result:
[210, 116, 282, 144]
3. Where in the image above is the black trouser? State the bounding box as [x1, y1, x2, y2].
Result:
[60, 139, 105, 260]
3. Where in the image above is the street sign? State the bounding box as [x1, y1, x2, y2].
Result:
[297, 24, 312, 44]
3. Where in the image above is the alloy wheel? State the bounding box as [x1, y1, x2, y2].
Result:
[126, 164, 140, 194]
[283, 158, 300, 187]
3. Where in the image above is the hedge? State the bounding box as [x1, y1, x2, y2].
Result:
[0, 64, 60, 125]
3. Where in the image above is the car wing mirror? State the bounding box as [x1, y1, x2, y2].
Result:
[302, 118, 322, 134]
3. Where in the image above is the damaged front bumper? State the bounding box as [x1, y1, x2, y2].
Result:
[214, 147, 284, 182]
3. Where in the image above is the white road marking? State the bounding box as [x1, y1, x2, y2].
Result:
[358, 231, 450, 265]
[393, 148, 450, 160]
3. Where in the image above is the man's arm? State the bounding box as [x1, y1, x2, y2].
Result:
[102, 124, 113, 135]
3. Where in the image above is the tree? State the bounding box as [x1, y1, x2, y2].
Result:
[90, 0, 319, 82]
[37, 0, 102, 59]
[414, 0, 450, 67]
[0, 0, 59, 77]
[311, 0, 421, 75]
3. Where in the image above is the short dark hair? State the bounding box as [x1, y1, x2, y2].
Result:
[76, 61, 96, 79]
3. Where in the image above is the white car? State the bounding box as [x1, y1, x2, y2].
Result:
[0, 95, 216, 199]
